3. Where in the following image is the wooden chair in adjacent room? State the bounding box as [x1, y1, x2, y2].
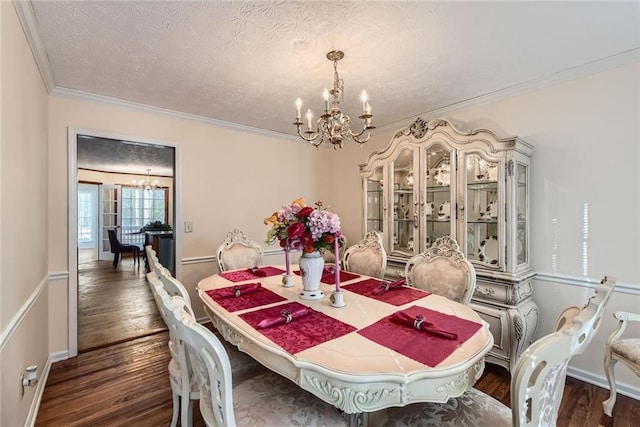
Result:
[372, 276, 616, 427]
[343, 230, 387, 279]
[405, 235, 476, 305]
[107, 228, 142, 268]
[216, 228, 263, 272]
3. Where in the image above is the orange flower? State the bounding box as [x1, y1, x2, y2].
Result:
[263, 212, 278, 225]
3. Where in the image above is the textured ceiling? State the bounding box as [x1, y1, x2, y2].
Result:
[77, 135, 174, 177]
[27, 0, 640, 140]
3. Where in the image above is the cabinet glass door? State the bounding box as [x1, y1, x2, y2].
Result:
[365, 165, 384, 236]
[391, 147, 415, 256]
[424, 144, 454, 249]
[516, 162, 528, 266]
[465, 153, 500, 267]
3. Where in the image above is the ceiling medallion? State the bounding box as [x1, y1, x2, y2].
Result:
[293, 50, 375, 149]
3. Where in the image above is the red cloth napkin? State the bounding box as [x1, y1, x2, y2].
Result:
[256, 306, 311, 329]
[390, 311, 458, 339]
[246, 267, 267, 277]
[373, 278, 407, 295]
[215, 283, 262, 299]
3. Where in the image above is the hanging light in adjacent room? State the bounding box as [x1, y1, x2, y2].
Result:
[293, 50, 374, 149]
[133, 169, 159, 191]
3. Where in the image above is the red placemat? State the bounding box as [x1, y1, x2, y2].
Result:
[293, 269, 360, 284]
[343, 278, 430, 306]
[358, 305, 483, 367]
[219, 266, 285, 282]
[239, 302, 357, 354]
[205, 283, 286, 312]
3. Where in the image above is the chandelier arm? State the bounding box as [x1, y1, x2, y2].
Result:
[296, 125, 320, 143]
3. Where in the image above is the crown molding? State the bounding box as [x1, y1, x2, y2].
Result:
[13, 0, 56, 92]
[51, 87, 298, 141]
[377, 48, 640, 133]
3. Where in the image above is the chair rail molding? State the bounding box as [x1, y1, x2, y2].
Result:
[49, 271, 70, 281]
[181, 255, 216, 266]
[535, 272, 639, 296]
[0, 275, 48, 352]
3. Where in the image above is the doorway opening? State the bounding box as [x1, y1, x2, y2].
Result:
[68, 128, 181, 356]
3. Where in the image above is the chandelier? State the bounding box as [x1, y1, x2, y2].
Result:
[293, 50, 374, 149]
[133, 169, 159, 191]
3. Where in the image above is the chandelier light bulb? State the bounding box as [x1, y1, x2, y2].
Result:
[295, 98, 303, 120]
[306, 109, 313, 131]
[323, 88, 330, 111]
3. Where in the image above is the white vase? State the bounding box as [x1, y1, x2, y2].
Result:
[299, 251, 324, 300]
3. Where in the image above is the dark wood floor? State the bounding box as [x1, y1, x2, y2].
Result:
[78, 256, 166, 352]
[37, 260, 638, 426]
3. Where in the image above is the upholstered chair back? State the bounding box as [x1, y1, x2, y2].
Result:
[216, 228, 263, 272]
[343, 231, 387, 279]
[405, 236, 476, 305]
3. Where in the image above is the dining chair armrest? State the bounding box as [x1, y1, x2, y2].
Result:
[607, 311, 640, 345]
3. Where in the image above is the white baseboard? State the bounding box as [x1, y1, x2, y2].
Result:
[567, 365, 639, 401]
[25, 353, 54, 427]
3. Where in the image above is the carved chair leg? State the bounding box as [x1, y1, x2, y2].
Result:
[602, 352, 618, 416]
[170, 392, 179, 427]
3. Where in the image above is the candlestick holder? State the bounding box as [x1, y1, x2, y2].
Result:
[282, 273, 294, 288]
[330, 290, 346, 308]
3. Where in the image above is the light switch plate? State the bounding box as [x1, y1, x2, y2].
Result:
[185, 221, 193, 233]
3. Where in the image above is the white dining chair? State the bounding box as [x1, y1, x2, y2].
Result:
[372, 276, 616, 427]
[405, 235, 476, 305]
[164, 295, 348, 427]
[343, 230, 387, 279]
[157, 270, 192, 306]
[147, 274, 199, 427]
[216, 228, 263, 272]
[603, 310, 640, 416]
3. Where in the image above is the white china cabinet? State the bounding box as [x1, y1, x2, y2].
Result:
[360, 118, 538, 372]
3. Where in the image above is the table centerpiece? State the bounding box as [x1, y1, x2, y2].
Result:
[264, 198, 344, 302]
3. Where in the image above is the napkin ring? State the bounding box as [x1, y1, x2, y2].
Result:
[281, 309, 293, 324]
[413, 315, 424, 330]
[233, 286, 241, 298]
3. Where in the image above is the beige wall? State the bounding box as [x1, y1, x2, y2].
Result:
[1, 2, 50, 425]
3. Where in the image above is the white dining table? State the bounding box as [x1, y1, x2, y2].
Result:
[197, 265, 493, 426]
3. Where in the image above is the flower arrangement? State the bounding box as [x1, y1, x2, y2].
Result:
[264, 197, 342, 254]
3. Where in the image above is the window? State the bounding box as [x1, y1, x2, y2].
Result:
[78, 187, 97, 244]
[121, 187, 167, 246]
